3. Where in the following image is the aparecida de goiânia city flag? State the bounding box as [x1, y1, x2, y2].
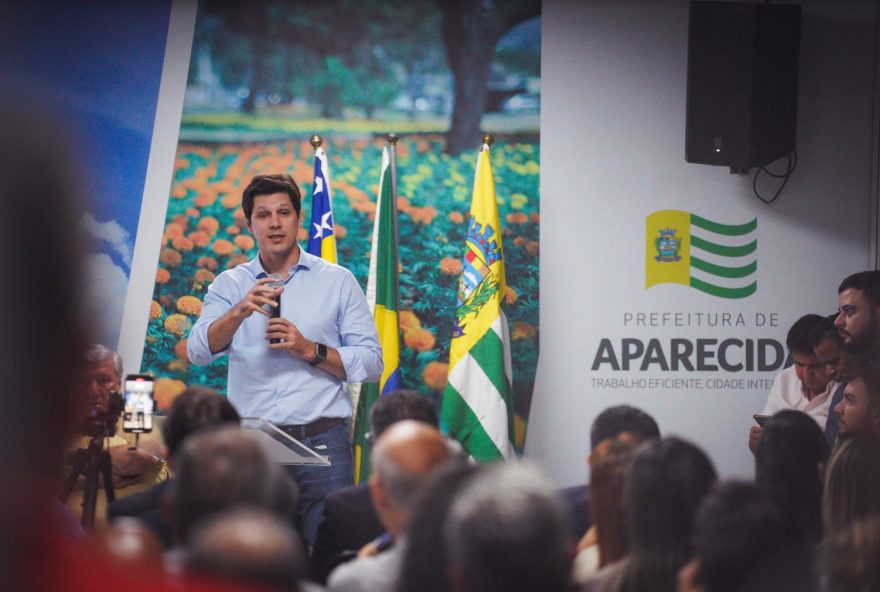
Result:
[440, 143, 514, 462]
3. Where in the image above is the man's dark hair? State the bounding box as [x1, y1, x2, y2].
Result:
[590, 405, 660, 449]
[369, 389, 438, 439]
[241, 173, 301, 221]
[839, 271, 880, 308]
[691, 481, 785, 592]
[172, 426, 279, 545]
[808, 314, 843, 349]
[161, 387, 240, 459]
[786, 314, 823, 355]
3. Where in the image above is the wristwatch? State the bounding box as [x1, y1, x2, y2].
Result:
[310, 342, 328, 366]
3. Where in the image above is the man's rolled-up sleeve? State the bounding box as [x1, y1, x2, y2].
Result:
[187, 276, 235, 366]
[336, 274, 383, 384]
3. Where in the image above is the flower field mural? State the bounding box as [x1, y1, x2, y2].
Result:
[142, 0, 540, 447]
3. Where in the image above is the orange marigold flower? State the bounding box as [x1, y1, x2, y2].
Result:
[439, 257, 462, 275]
[526, 241, 540, 256]
[171, 235, 194, 252]
[404, 327, 436, 352]
[422, 361, 449, 391]
[159, 295, 172, 308]
[164, 313, 191, 337]
[160, 248, 182, 267]
[154, 377, 187, 411]
[513, 236, 526, 247]
[174, 338, 188, 360]
[164, 223, 185, 241]
[334, 224, 347, 239]
[197, 256, 217, 271]
[221, 193, 240, 209]
[185, 207, 200, 218]
[530, 212, 540, 224]
[198, 216, 220, 236]
[149, 300, 163, 320]
[195, 268, 215, 283]
[448, 211, 465, 224]
[399, 310, 422, 332]
[234, 235, 255, 251]
[511, 321, 538, 340]
[212, 239, 235, 256]
[167, 359, 189, 373]
[506, 212, 528, 225]
[505, 286, 519, 305]
[297, 228, 308, 242]
[172, 215, 190, 229]
[194, 192, 217, 208]
[226, 225, 241, 235]
[155, 268, 171, 284]
[176, 295, 203, 316]
[171, 185, 187, 199]
[188, 231, 212, 248]
[226, 253, 250, 269]
[351, 201, 376, 215]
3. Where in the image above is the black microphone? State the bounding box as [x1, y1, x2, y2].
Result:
[267, 274, 284, 344]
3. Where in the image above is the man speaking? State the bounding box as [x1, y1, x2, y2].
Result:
[188, 173, 382, 545]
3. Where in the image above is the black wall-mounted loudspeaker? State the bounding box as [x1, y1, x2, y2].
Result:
[685, 2, 801, 169]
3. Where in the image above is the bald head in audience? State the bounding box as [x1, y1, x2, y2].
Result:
[369, 420, 451, 536]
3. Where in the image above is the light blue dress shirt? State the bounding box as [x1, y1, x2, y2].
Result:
[187, 249, 383, 424]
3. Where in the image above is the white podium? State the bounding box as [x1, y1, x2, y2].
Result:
[241, 417, 331, 466]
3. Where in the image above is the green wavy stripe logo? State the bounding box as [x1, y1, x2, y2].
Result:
[646, 210, 757, 299]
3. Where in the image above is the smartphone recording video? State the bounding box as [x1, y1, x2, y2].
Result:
[122, 374, 155, 434]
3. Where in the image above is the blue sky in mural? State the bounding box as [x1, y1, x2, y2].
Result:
[0, 0, 171, 347]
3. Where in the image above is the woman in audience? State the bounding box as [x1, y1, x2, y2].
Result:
[755, 410, 830, 543]
[583, 436, 717, 592]
[823, 433, 880, 538]
[572, 437, 638, 583]
[821, 516, 880, 592]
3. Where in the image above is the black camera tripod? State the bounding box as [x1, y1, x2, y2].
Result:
[59, 435, 116, 530]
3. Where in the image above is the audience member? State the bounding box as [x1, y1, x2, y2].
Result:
[563, 405, 661, 542]
[678, 481, 788, 592]
[572, 436, 639, 583]
[823, 433, 880, 538]
[583, 436, 716, 592]
[445, 463, 573, 592]
[108, 387, 241, 546]
[171, 426, 293, 546]
[831, 361, 880, 439]
[64, 344, 169, 528]
[809, 314, 853, 442]
[398, 462, 481, 592]
[755, 410, 830, 543]
[750, 314, 834, 453]
[84, 517, 164, 575]
[821, 516, 880, 592]
[835, 270, 880, 354]
[313, 389, 438, 582]
[187, 508, 310, 592]
[327, 420, 451, 592]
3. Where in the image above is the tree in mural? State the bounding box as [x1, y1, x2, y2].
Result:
[437, 0, 541, 154]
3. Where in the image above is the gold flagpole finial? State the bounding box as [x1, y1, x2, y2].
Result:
[310, 134, 323, 149]
[481, 133, 495, 147]
[386, 133, 399, 145]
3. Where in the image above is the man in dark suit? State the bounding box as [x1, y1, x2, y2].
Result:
[312, 389, 437, 583]
[106, 387, 239, 546]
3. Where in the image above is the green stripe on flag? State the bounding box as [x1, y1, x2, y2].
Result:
[441, 381, 505, 462]
[690, 257, 757, 279]
[374, 163, 397, 311]
[691, 235, 757, 257]
[467, 328, 512, 407]
[690, 277, 757, 299]
[354, 381, 380, 483]
[691, 215, 757, 236]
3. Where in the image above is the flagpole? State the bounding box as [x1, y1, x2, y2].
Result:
[310, 133, 323, 150]
[386, 133, 401, 322]
[481, 132, 495, 149]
